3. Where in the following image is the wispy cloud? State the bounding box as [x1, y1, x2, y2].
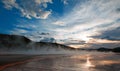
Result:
[10, 28, 28, 35]
[8, 0, 120, 48]
[49, 0, 120, 41]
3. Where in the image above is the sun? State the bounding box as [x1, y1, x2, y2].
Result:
[80, 36, 90, 43]
[74, 33, 91, 43]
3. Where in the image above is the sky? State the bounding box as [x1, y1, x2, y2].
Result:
[0, 0, 120, 48]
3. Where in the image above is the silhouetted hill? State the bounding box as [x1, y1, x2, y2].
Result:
[96, 47, 120, 53]
[34, 42, 75, 50]
[0, 34, 31, 48]
[0, 34, 75, 54]
[112, 47, 120, 52]
[78, 47, 120, 53]
[97, 47, 112, 52]
[0, 34, 119, 54]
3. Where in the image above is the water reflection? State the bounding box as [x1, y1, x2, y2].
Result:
[1, 52, 120, 71]
[85, 56, 95, 68]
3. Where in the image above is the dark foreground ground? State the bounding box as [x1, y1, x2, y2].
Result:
[0, 54, 33, 65]
[0, 54, 35, 70]
[0, 52, 120, 71]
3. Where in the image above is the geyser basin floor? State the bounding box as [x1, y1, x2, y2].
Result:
[0, 52, 120, 71]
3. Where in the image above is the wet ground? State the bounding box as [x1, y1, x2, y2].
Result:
[0, 52, 120, 71]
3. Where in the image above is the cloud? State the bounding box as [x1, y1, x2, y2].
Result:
[2, 0, 52, 19]
[62, 0, 68, 5]
[86, 43, 120, 49]
[91, 27, 120, 41]
[68, 38, 120, 48]
[16, 24, 37, 29]
[34, 0, 52, 4]
[40, 11, 52, 19]
[53, 21, 65, 26]
[88, 38, 120, 44]
[9, 0, 120, 47]
[10, 28, 28, 35]
[2, 0, 17, 10]
[49, 0, 120, 41]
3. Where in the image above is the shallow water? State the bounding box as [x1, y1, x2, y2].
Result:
[1, 52, 120, 71]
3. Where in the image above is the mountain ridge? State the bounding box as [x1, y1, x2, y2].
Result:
[0, 34, 75, 54]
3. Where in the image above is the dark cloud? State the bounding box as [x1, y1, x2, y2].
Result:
[91, 27, 120, 41]
[116, 8, 120, 12]
[87, 43, 120, 48]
